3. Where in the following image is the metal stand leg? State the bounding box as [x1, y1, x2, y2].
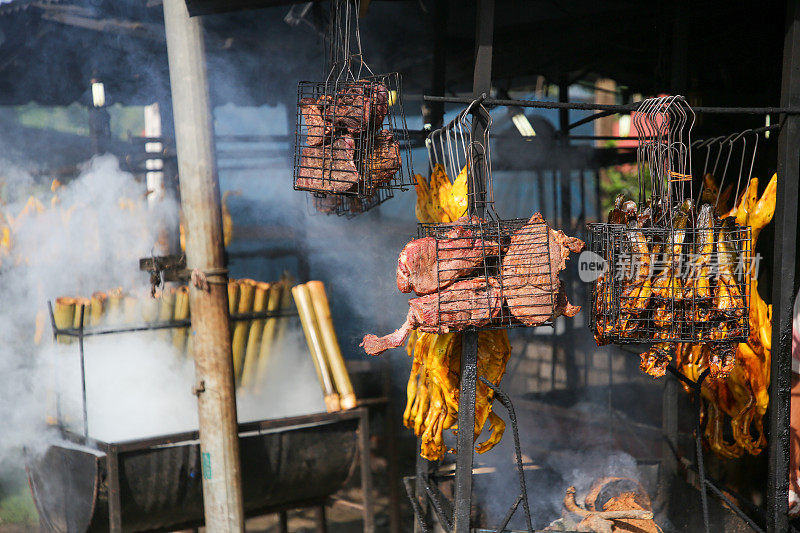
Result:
[454, 331, 479, 533]
[358, 408, 376, 533]
[314, 506, 327, 533]
[659, 375, 679, 508]
[106, 448, 122, 533]
[384, 401, 402, 533]
[278, 510, 288, 533]
[414, 439, 429, 533]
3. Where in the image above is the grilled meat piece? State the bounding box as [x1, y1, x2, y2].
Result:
[639, 342, 672, 378]
[618, 220, 653, 333]
[314, 195, 342, 214]
[685, 204, 715, 323]
[361, 277, 502, 355]
[329, 80, 389, 133]
[713, 217, 745, 318]
[651, 200, 692, 328]
[501, 213, 584, 326]
[396, 216, 497, 296]
[299, 97, 332, 146]
[365, 129, 401, 188]
[608, 194, 626, 224]
[296, 134, 359, 193]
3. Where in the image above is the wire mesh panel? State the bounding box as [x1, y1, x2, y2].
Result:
[414, 217, 561, 332]
[588, 221, 751, 345]
[294, 72, 411, 200]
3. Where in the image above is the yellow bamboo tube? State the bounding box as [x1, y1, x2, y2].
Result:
[306, 281, 356, 409]
[90, 291, 107, 327]
[106, 288, 124, 325]
[292, 284, 340, 412]
[141, 294, 160, 324]
[271, 273, 296, 350]
[251, 283, 285, 392]
[173, 285, 191, 354]
[231, 279, 256, 383]
[228, 279, 240, 316]
[73, 298, 91, 329]
[158, 287, 177, 342]
[123, 296, 140, 324]
[54, 297, 76, 344]
[34, 310, 46, 345]
[240, 281, 271, 390]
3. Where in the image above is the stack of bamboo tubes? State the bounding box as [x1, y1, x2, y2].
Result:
[49, 277, 356, 409]
[292, 281, 356, 412]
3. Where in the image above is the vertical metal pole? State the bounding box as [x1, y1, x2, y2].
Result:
[768, 1, 800, 530]
[278, 511, 288, 533]
[383, 386, 402, 533]
[78, 305, 88, 438]
[106, 447, 123, 533]
[358, 407, 376, 533]
[414, 439, 429, 533]
[660, 376, 679, 495]
[162, 2, 244, 531]
[429, 0, 448, 131]
[454, 2, 493, 533]
[314, 506, 328, 533]
[558, 79, 578, 391]
[661, 9, 688, 503]
[454, 335, 478, 533]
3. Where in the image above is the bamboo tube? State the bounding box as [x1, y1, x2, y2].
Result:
[173, 285, 191, 354]
[123, 296, 140, 324]
[228, 279, 240, 316]
[34, 310, 45, 345]
[240, 281, 271, 390]
[292, 284, 340, 412]
[231, 279, 256, 382]
[141, 294, 160, 324]
[90, 291, 107, 327]
[158, 287, 177, 342]
[73, 298, 91, 330]
[306, 281, 356, 409]
[251, 282, 285, 392]
[271, 273, 296, 350]
[54, 297, 76, 344]
[106, 288, 124, 325]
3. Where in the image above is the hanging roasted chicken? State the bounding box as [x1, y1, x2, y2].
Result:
[674, 173, 776, 458]
[401, 165, 509, 460]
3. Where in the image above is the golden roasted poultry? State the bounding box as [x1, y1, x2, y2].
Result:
[402, 165, 510, 460]
[672, 173, 776, 457]
[590, 190, 750, 380]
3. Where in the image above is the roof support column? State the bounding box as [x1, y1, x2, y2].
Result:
[162, 1, 245, 531]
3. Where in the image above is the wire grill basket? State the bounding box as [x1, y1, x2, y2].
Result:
[588, 221, 751, 344]
[414, 217, 561, 332]
[294, 73, 411, 200]
[312, 187, 393, 218]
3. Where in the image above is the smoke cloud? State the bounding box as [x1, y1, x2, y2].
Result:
[0, 154, 325, 470]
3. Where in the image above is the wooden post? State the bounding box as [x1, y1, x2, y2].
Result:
[162, 1, 244, 531]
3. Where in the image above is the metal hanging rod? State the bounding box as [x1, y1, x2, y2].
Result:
[565, 123, 782, 142]
[422, 95, 800, 115]
[47, 300, 298, 339]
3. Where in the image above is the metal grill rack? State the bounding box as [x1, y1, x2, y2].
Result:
[45, 299, 298, 439]
[415, 77, 800, 530]
[311, 181, 394, 217]
[293, 72, 412, 198]
[588, 222, 751, 344]
[416, 218, 555, 332]
[292, 0, 411, 208]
